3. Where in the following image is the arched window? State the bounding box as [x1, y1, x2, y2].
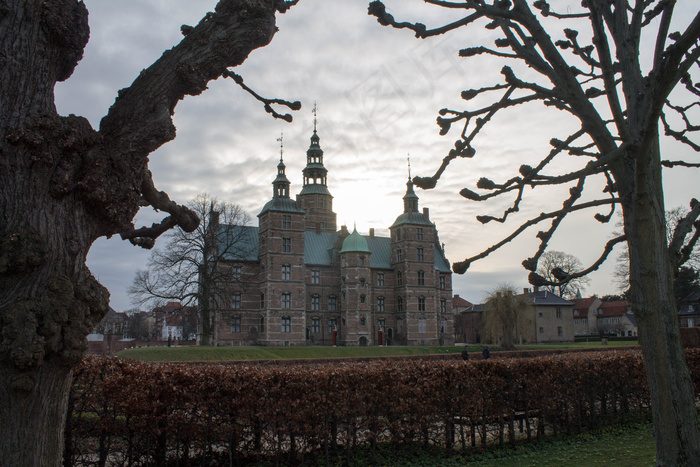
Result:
[377, 297, 385, 312]
[281, 316, 291, 333]
[397, 296, 403, 312]
[282, 292, 291, 309]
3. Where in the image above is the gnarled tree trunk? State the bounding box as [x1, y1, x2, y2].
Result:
[0, 0, 287, 464]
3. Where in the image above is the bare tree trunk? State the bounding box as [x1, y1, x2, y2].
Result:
[0, 0, 287, 464]
[0, 365, 74, 466]
[621, 140, 700, 466]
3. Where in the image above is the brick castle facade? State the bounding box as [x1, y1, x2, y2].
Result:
[209, 127, 454, 346]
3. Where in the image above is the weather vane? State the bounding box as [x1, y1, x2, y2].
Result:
[276, 130, 284, 161]
[312, 101, 318, 132]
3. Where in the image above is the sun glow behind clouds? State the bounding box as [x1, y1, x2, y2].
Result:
[53, 0, 698, 311]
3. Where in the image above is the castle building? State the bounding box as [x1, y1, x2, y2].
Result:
[210, 127, 454, 346]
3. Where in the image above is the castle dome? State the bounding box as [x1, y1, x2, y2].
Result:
[339, 228, 370, 254]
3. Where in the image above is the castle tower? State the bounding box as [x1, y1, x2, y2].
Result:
[339, 228, 371, 346]
[258, 140, 307, 346]
[296, 110, 337, 233]
[390, 177, 443, 345]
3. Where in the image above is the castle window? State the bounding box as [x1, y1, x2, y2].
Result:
[311, 295, 320, 312]
[281, 316, 291, 333]
[232, 266, 242, 281]
[440, 298, 446, 314]
[328, 318, 337, 333]
[328, 295, 337, 311]
[396, 248, 403, 262]
[440, 319, 447, 333]
[282, 215, 291, 230]
[440, 276, 446, 290]
[378, 318, 385, 330]
[259, 314, 265, 333]
[282, 237, 291, 252]
[282, 292, 291, 309]
[311, 270, 320, 284]
[282, 264, 291, 280]
[232, 293, 241, 310]
[418, 296, 426, 311]
[260, 292, 265, 309]
[416, 228, 423, 241]
[377, 272, 385, 287]
[360, 256, 365, 266]
[360, 278, 366, 287]
[377, 297, 385, 312]
[417, 270, 425, 286]
[397, 271, 403, 286]
[312, 318, 320, 333]
[417, 247, 424, 261]
[418, 317, 426, 333]
[360, 316, 366, 326]
[397, 296, 403, 312]
[360, 294, 366, 304]
[231, 316, 241, 333]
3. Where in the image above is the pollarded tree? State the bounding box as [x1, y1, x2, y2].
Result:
[369, 1, 700, 464]
[0, 1, 299, 465]
[129, 194, 255, 346]
[535, 250, 589, 299]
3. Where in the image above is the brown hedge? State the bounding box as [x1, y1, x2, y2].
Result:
[65, 348, 692, 465]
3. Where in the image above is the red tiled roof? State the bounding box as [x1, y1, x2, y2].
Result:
[453, 295, 472, 308]
[599, 301, 630, 316]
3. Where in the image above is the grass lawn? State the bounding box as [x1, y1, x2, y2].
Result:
[116, 344, 463, 361]
[466, 422, 655, 467]
[116, 341, 637, 362]
[284, 421, 655, 467]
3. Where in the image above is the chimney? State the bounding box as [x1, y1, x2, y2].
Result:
[523, 288, 530, 294]
[369, 228, 375, 237]
[423, 207, 430, 220]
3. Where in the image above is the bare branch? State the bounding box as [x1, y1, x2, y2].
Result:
[669, 198, 700, 269]
[528, 235, 627, 288]
[223, 70, 301, 122]
[452, 198, 618, 274]
[119, 169, 199, 249]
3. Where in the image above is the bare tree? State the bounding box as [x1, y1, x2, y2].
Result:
[535, 250, 590, 299]
[482, 283, 528, 350]
[615, 207, 700, 292]
[129, 194, 254, 346]
[0, 1, 299, 464]
[369, 0, 700, 463]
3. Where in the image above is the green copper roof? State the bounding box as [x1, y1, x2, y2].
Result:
[299, 184, 332, 195]
[339, 228, 370, 254]
[390, 211, 433, 227]
[258, 197, 305, 216]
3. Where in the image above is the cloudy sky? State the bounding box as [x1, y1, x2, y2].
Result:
[54, 0, 698, 312]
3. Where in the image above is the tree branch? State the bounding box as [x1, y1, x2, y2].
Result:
[669, 198, 700, 269]
[118, 169, 199, 249]
[452, 198, 618, 274]
[528, 235, 627, 288]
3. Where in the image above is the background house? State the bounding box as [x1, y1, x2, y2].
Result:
[573, 296, 637, 337]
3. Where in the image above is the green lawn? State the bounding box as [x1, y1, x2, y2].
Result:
[116, 341, 637, 362]
[116, 344, 463, 361]
[466, 422, 655, 467]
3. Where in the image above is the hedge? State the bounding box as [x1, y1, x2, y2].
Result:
[64, 349, 699, 466]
